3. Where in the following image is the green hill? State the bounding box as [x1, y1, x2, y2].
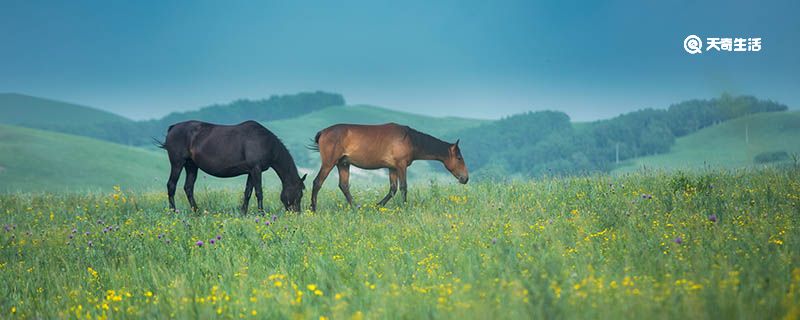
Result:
[0, 93, 132, 126]
[0, 125, 262, 193]
[0, 124, 165, 192]
[614, 111, 800, 173]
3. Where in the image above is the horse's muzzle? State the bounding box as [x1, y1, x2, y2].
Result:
[458, 176, 469, 184]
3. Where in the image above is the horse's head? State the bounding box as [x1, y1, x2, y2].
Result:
[444, 139, 469, 184]
[281, 173, 307, 212]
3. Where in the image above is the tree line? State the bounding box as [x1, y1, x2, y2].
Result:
[449, 94, 788, 178]
[39, 91, 345, 146]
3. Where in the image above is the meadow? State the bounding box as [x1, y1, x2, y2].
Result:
[1, 168, 798, 319]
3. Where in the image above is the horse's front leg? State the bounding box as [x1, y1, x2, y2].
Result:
[377, 169, 398, 206]
[397, 166, 408, 203]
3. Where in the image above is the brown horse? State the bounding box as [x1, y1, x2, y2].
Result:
[308, 123, 468, 211]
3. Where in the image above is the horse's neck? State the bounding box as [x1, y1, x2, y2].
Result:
[411, 133, 450, 162]
[271, 152, 298, 187]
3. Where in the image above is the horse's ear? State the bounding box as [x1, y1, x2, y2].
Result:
[301, 173, 307, 182]
[455, 139, 460, 147]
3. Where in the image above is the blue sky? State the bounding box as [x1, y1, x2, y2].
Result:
[1, 0, 798, 121]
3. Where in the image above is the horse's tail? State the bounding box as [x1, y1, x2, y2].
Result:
[152, 124, 175, 149]
[152, 137, 167, 149]
[306, 131, 322, 152]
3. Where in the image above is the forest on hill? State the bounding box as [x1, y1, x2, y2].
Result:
[450, 94, 788, 178]
[0, 91, 345, 146]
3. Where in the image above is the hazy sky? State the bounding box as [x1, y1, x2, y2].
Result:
[1, 1, 798, 121]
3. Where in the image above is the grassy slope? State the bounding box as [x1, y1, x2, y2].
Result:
[1, 169, 797, 319]
[0, 93, 132, 126]
[0, 125, 257, 193]
[614, 111, 800, 173]
[0, 125, 167, 192]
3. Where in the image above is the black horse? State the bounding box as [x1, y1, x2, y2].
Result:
[158, 120, 306, 213]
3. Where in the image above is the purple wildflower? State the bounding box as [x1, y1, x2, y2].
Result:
[158, 234, 163, 239]
[216, 235, 222, 241]
[271, 215, 278, 222]
[492, 237, 498, 245]
[265, 221, 271, 226]
[196, 240, 204, 247]
[69, 234, 74, 239]
[708, 214, 718, 223]
[88, 240, 93, 247]
[85, 231, 91, 236]
[673, 237, 683, 245]
[255, 218, 260, 224]
[72, 228, 77, 234]
[210, 239, 216, 245]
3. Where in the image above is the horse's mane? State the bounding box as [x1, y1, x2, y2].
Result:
[404, 126, 450, 159]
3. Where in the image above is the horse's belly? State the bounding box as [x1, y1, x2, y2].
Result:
[192, 156, 250, 178]
[199, 167, 245, 178]
[344, 155, 394, 170]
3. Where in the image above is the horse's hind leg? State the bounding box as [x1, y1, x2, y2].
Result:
[183, 162, 199, 212]
[337, 163, 354, 206]
[167, 161, 184, 211]
[311, 163, 335, 211]
[241, 174, 254, 214]
[251, 168, 265, 213]
[377, 169, 398, 206]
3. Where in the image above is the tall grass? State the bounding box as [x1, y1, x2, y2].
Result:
[1, 168, 798, 319]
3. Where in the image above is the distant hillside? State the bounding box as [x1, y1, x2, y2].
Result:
[0, 125, 255, 193]
[0, 91, 346, 146]
[156, 91, 344, 125]
[614, 111, 800, 173]
[0, 93, 132, 126]
[0, 124, 166, 192]
[451, 94, 788, 178]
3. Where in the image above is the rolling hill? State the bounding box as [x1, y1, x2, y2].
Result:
[0, 93, 132, 127]
[613, 111, 800, 173]
[0, 125, 262, 193]
[0, 124, 165, 192]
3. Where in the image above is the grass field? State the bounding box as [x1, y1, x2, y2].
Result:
[1, 168, 798, 319]
[615, 111, 800, 174]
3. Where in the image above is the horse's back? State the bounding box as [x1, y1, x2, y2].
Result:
[315, 123, 413, 168]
